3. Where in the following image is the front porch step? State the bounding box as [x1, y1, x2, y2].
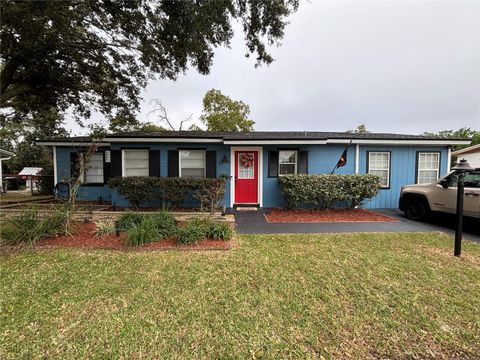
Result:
[233, 204, 259, 211]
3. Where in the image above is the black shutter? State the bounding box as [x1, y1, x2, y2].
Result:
[298, 151, 308, 174]
[103, 152, 111, 184]
[70, 152, 79, 180]
[206, 151, 216, 178]
[110, 150, 122, 178]
[168, 150, 179, 177]
[149, 150, 160, 177]
[268, 151, 279, 177]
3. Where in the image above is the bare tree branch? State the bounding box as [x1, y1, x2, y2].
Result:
[179, 114, 193, 131]
[148, 99, 194, 131]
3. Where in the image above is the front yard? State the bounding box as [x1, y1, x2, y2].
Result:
[1, 233, 479, 359]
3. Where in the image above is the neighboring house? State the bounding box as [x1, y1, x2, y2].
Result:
[36, 131, 470, 209]
[452, 144, 480, 169]
[18, 167, 43, 190]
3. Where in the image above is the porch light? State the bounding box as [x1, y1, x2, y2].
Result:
[220, 153, 229, 164]
[451, 159, 473, 257]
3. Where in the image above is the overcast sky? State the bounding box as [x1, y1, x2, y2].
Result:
[71, 0, 479, 135]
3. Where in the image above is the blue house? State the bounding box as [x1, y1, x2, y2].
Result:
[37, 131, 469, 209]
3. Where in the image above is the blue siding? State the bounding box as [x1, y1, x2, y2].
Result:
[55, 143, 450, 209]
[359, 145, 448, 208]
[55, 147, 112, 202]
[56, 144, 231, 207]
[109, 143, 231, 208]
[262, 144, 355, 208]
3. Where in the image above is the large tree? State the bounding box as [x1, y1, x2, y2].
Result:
[423, 127, 480, 151]
[1, 0, 299, 124]
[200, 89, 254, 131]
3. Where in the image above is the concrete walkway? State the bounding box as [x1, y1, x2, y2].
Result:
[234, 208, 480, 243]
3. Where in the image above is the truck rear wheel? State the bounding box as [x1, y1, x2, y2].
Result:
[403, 198, 428, 220]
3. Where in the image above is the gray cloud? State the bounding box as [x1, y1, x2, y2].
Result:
[70, 0, 479, 134]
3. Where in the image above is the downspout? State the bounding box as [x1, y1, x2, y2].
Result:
[355, 144, 360, 174]
[52, 146, 57, 185]
[447, 146, 452, 171]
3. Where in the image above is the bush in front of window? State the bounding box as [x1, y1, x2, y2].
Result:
[108, 177, 227, 211]
[278, 174, 381, 209]
[108, 176, 158, 209]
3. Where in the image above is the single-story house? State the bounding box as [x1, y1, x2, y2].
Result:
[452, 144, 480, 168]
[36, 131, 470, 209]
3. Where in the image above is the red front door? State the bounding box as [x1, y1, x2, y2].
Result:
[235, 151, 258, 204]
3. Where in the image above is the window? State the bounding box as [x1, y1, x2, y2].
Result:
[123, 149, 149, 177]
[237, 153, 255, 179]
[82, 152, 104, 184]
[179, 150, 205, 178]
[279, 150, 297, 175]
[417, 152, 440, 184]
[447, 171, 480, 188]
[368, 152, 390, 188]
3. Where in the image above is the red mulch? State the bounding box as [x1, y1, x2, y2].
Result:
[265, 208, 399, 223]
[37, 223, 231, 251]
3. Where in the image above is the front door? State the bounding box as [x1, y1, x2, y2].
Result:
[235, 151, 258, 204]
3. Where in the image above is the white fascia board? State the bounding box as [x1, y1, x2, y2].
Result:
[451, 144, 480, 156]
[36, 142, 111, 146]
[104, 137, 223, 143]
[224, 140, 328, 145]
[326, 139, 471, 145]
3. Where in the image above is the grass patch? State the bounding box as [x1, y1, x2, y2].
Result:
[1, 232, 479, 359]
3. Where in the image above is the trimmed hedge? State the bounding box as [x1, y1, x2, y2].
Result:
[108, 177, 226, 212]
[278, 174, 381, 209]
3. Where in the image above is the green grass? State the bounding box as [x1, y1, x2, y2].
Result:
[0, 192, 53, 204]
[1, 233, 479, 359]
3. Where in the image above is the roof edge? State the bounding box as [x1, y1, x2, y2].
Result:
[451, 143, 480, 156]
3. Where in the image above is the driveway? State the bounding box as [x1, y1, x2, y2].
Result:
[234, 209, 480, 244]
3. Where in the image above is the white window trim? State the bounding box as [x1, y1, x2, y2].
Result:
[368, 151, 390, 188]
[179, 149, 206, 178]
[278, 150, 298, 176]
[80, 152, 104, 184]
[230, 146, 263, 207]
[122, 149, 149, 177]
[417, 152, 440, 184]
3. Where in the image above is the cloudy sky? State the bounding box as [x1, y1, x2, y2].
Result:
[72, 0, 479, 135]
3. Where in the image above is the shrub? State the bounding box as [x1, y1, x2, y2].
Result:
[174, 217, 233, 244]
[108, 176, 227, 211]
[124, 217, 160, 246]
[149, 211, 177, 238]
[116, 211, 145, 231]
[278, 174, 381, 209]
[206, 221, 234, 241]
[108, 176, 158, 208]
[94, 218, 116, 237]
[0, 207, 67, 245]
[175, 221, 206, 245]
[192, 178, 227, 213]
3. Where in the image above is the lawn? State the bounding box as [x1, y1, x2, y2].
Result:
[1, 233, 479, 359]
[0, 192, 53, 204]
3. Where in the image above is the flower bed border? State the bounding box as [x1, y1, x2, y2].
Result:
[265, 208, 399, 223]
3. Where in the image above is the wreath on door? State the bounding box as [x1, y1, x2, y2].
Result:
[240, 153, 254, 168]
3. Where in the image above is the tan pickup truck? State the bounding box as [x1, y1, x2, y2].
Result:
[399, 169, 480, 220]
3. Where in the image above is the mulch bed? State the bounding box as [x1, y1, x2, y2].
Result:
[265, 208, 399, 223]
[37, 223, 231, 251]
